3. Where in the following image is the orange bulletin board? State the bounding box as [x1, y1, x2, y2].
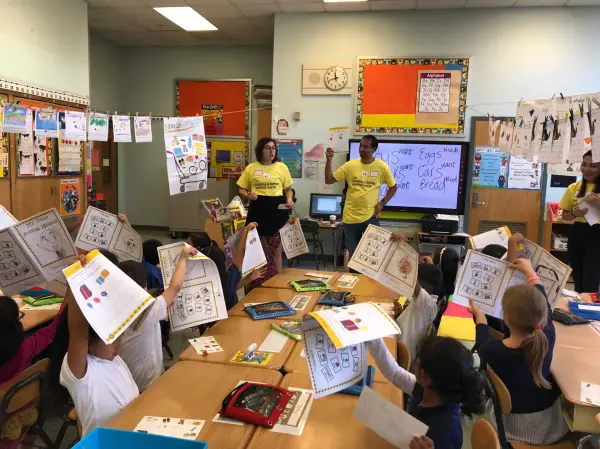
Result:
[207, 139, 249, 179]
[176, 80, 251, 139]
[355, 58, 469, 136]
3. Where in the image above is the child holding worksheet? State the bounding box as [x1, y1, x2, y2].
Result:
[468, 258, 568, 445]
[118, 245, 197, 391]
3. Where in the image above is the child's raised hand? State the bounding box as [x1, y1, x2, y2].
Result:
[409, 435, 434, 449]
[390, 232, 405, 242]
[509, 258, 534, 274]
[246, 222, 258, 231]
[181, 246, 198, 258]
[250, 266, 268, 282]
[509, 232, 524, 244]
[117, 213, 130, 226]
[467, 298, 483, 318]
[421, 255, 434, 264]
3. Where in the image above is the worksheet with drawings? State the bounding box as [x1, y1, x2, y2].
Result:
[63, 250, 155, 344]
[157, 242, 227, 331]
[348, 225, 393, 278]
[0, 205, 18, 230]
[0, 228, 45, 295]
[280, 219, 308, 259]
[301, 315, 367, 399]
[110, 222, 142, 262]
[12, 208, 77, 281]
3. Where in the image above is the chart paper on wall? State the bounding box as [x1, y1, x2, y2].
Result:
[75, 207, 142, 262]
[241, 228, 267, 277]
[348, 225, 418, 297]
[63, 250, 155, 344]
[280, 219, 308, 259]
[157, 242, 228, 331]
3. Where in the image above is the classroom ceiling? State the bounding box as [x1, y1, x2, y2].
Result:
[86, 0, 600, 47]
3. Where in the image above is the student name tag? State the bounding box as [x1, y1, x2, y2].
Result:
[361, 171, 368, 177]
[255, 170, 263, 176]
[370, 171, 379, 177]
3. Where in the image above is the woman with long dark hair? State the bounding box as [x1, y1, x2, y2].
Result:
[559, 150, 600, 292]
[237, 137, 294, 272]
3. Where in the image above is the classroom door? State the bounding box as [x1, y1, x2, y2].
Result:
[91, 139, 118, 214]
[466, 119, 542, 242]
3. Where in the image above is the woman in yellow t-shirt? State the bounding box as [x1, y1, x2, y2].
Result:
[238, 138, 294, 270]
[559, 150, 600, 292]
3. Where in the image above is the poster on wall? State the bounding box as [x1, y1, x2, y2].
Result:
[507, 157, 542, 190]
[176, 80, 251, 139]
[0, 95, 8, 178]
[207, 139, 248, 179]
[59, 178, 81, 216]
[163, 116, 208, 196]
[277, 139, 303, 179]
[355, 58, 469, 136]
[472, 147, 508, 188]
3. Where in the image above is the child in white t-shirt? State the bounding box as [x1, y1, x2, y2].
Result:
[60, 258, 139, 437]
[118, 246, 197, 391]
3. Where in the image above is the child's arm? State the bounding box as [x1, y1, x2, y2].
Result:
[509, 258, 539, 285]
[66, 285, 90, 380]
[117, 213, 130, 226]
[366, 338, 416, 394]
[162, 246, 198, 307]
[468, 299, 491, 347]
[237, 266, 267, 289]
[507, 232, 524, 263]
[21, 300, 68, 363]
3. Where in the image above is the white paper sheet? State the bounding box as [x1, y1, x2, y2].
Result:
[280, 219, 309, 259]
[163, 117, 208, 196]
[20, 303, 62, 311]
[241, 228, 267, 277]
[134, 116, 153, 143]
[258, 329, 289, 353]
[0, 228, 45, 295]
[158, 242, 228, 331]
[75, 207, 142, 262]
[348, 225, 418, 297]
[34, 110, 59, 138]
[88, 112, 109, 142]
[17, 133, 35, 175]
[469, 226, 511, 250]
[64, 111, 87, 141]
[112, 115, 132, 143]
[63, 250, 155, 344]
[507, 157, 541, 189]
[329, 126, 349, 153]
[0, 205, 18, 230]
[289, 294, 311, 311]
[133, 416, 205, 441]
[337, 274, 359, 289]
[271, 387, 313, 436]
[304, 160, 318, 180]
[57, 132, 82, 173]
[582, 200, 600, 225]
[2, 105, 33, 134]
[580, 382, 600, 407]
[354, 386, 429, 448]
[189, 336, 223, 354]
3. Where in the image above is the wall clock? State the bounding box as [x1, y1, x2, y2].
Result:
[302, 63, 353, 96]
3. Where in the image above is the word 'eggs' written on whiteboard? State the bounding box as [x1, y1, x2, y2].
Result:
[375, 143, 463, 209]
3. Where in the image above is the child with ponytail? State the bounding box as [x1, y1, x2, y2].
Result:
[468, 258, 568, 445]
[367, 335, 484, 449]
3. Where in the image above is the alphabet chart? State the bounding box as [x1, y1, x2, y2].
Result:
[75, 207, 142, 262]
[302, 314, 367, 399]
[0, 208, 77, 295]
[0, 205, 17, 230]
[418, 72, 451, 113]
[157, 242, 227, 331]
[63, 250, 155, 344]
[348, 225, 418, 297]
[517, 239, 572, 308]
[280, 219, 308, 259]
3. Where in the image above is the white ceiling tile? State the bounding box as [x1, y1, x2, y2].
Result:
[208, 17, 254, 31]
[235, 36, 273, 45]
[247, 15, 275, 28]
[158, 30, 205, 44]
[87, 0, 144, 5]
[229, 0, 277, 4]
[417, 0, 466, 7]
[190, 5, 242, 19]
[278, 2, 325, 11]
[236, 3, 281, 17]
[465, 0, 517, 6]
[514, 0, 567, 5]
[566, 0, 600, 4]
[140, 0, 188, 6]
[276, 0, 321, 3]
[370, 0, 418, 10]
[193, 37, 236, 45]
[324, 1, 370, 11]
[185, 0, 231, 4]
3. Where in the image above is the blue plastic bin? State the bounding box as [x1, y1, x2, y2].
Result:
[73, 428, 208, 449]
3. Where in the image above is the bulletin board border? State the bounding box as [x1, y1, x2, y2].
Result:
[175, 79, 252, 140]
[354, 57, 470, 137]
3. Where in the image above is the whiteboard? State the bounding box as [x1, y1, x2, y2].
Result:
[349, 140, 468, 213]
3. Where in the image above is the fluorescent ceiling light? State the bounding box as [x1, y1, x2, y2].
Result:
[153, 7, 217, 31]
[324, 0, 368, 2]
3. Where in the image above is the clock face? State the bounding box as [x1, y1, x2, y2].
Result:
[324, 66, 348, 91]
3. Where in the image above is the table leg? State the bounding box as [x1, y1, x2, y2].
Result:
[333, 228, 337, 272]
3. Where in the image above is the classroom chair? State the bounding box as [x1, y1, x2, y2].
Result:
[471, 417, 500, 449]
[299, 219, 326, 270]
[0, 358, 54, 449]
[424, 295, 448, 337]
[54, 407, 81, 449]
[485, 366, 576, 449]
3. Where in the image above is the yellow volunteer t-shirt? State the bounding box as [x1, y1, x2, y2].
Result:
[559, 181, 597, 223]
[237, 161, 293, 197]
[333, 158, 396, 224]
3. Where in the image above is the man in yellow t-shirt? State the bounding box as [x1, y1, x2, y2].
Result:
[325, 135, 398, 255]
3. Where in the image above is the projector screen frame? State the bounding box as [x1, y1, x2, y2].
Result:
[347, 138, 470, 215]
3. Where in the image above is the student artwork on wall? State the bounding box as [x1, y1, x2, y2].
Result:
[355, 58, 469, 136]
[34, 109, 59, 138]
[63, 111, 86, 141]
[112, 115, 132, 143]
[134, 116, 152, 143]
[75, 207, 142, 262]
[0, 208, 77, 295]
[88, 112, 109, 142]
[59, 179, 81, 216]
[206, 139, 249, 179]
[63, 250, 155, 344]
[157, 242, 228, 331]
[2, 105, 33, 133]
[277, 139, 303, 178]
[176, 80, 251, 139]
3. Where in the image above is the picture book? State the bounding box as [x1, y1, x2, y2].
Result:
[226, 196, 247, 220]
[157, 242, 228, 331]
[63, 249, 155, 344]
[241, 228, 267, 277]
[348, 225, 418, 297]
[75, 207, 142, 262]
[453, 250, 559, 318]
[201, 198, 227, 222]
[280, 219, 308, 259]
[0, 208, 77, 295]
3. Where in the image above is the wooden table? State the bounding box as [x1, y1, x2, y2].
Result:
[17, 300, 61, 331]
[179, 316, 295, 370]
[246, 372, 403, 449]
[283, 337, 398, 384]
[228, 288, 320, 320]
[262, 268, 342, 290]
[330, 274, 399, 299]
[553, 297, 600, 350]
[108, 362, 282, 448]
[313, 295, 396, 314]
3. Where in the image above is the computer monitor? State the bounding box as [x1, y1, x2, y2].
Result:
[310, 193, 343, 219]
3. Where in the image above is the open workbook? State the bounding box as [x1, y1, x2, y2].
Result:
[0, 208, 77, 295]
